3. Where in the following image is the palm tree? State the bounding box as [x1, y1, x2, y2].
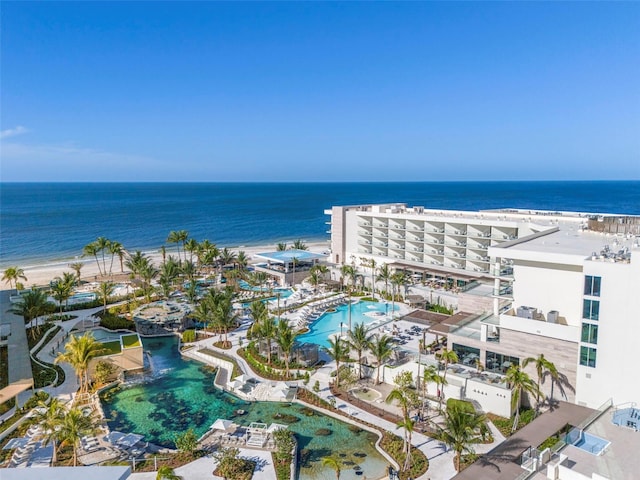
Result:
[276, 320, 297, 379]
[68, 262, 84, 285]
[33, 397, 65, 463]
[292, 239, 308, 250]
[235, 251, 249, 272]
[167, 231, 183, 262]
[140, 263, 159, 303]
[376, 263, 391, 298]
[505, 364, 541, 432]
[390, 271, 407, 317]
[212, 296, 238, 347]
[276, 242, 287, 251]
[181, 260, 198, 282]
[82, 242, 103, 276]
[256, 315, 277, 365]
[322, 337, 350, 388]
[219, 248, 236, 269]
[434, 402, 489, 472]
[340, 264, 356, 291]
[396, 416, 416, 471]
[59, 407, 94, 466]
[94, 236, 111, 277]
[2, 266, 27, 292]
[370, 334, 394, 384]
[422, 364, 442, 416]
[361, 258, 376, 298]
[55, 332, 105, 393]
[96, 281, 116, 310]
[125, 250, 150, 280]
[108, 241, 125, 274]
[439, 348, 459, 401]
[156, 465, 181, 480]
[385, 371, 417, 421]
[51, 275, 75, 313]
[9, 289, 54, 337]
[347, 322, 372, 379]
[184, 238, 199, 264]
[523, 353, 559, 412]
[321, 456, 341, 479]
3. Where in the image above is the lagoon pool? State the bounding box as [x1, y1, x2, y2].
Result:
[100, 336, 388, 480]
[297, 300, 397, 348]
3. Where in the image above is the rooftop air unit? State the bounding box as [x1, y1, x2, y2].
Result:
[547, 311, 559, 324]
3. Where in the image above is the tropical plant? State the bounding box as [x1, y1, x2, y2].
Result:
[505, 364, 541, 432]
[174, 428, 198, 454]
[321, 456, 342, 479]
[376, 263, 391, 298]
[9, 289, 55, 337]
[347, 322, 372, 379]
[276, 242, 287, 251]
[82, 242, 103, 276]
[434, 401, 489, 472]
[396, 416, 416, 471]
[32, 397, 65, 463]
[59, 407, 95, 466]
[167, 230, 186, 263]
[96, 281, 116, 310]
[2, 266, 27, 292]
[370, 334, 394, 384]
[219, 248, 237, 268]
[184, 238, 199, 264]
[340, 264, 356, 291]
[390, 271, 407, 314]
[386, 371, 418, 421]
[323, 337, 350, 388]
[156, 465, 181, 480]
[55, 332, 105, 392]
[68, 262, 84, 285]
[360, 257, 376, 298]
[235, 251, 249, 271]
[291, 239, 308, 250]
[93, 360, 117, 384]
[254, 314, 277, 365]
[438, 348, 459, 401]
[211, 294, 238, 347]
[108, 241, 125, 274]
[276, 320, 297, 378]
[422, 364, 444, 415]
[125, 250, 150, 280]
[181, 260, 198, 282]
[51, 275, 75, 313]
[523, 353, 559, 412]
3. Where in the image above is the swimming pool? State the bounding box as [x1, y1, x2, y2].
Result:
[73, 328, 126, 343]
[100, 336, 388, 480]
[297, 300, 397, 348]
[566, 429, 610, 455]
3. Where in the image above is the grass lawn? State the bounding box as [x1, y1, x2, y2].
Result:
[122, 334, 141, 348]
[99, 340, 122, 355]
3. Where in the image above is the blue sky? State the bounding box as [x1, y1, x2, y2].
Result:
[1, 2, 639, 182]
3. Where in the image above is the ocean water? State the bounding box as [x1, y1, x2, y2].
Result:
[1, 181, 639, 268]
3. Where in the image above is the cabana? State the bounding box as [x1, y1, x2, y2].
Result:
[253, 249, 328, 286]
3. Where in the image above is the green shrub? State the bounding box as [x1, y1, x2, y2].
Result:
[182, 329, 196, 343]
[99, 312, 136, 331]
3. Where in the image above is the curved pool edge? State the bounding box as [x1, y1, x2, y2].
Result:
[292, 397, 400, 475]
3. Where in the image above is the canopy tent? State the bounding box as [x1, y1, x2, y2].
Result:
[3, 438, 30, 450]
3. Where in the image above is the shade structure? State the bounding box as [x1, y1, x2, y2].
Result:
[227, 379, 243, 390]
[255, 249, 326, 264]
[105, 431, 126, 444]
[210, 418, 235, 432]
[117, 433, 144, 448]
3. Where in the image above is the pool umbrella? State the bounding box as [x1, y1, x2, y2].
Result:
[210, 419, 234, 432]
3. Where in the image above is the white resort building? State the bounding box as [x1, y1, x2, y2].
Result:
[325, 203, 640, 413]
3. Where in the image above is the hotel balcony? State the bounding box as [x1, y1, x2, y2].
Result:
[499, 309, 578, 342]
[374, 223, 388, 228]
[390, 224, 405, 230]
[358, 230, 372, 236]
[358, 221, 371, 227]
[358, 239, 372, 245]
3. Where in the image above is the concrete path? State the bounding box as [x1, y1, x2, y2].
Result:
[1, 289, 34, 408]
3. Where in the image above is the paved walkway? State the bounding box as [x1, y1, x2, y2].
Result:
[1, 289, 34, 408]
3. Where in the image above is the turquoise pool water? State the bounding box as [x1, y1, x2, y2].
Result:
[100, 336, 388, 479]
[566, 429, 610, 455]
[297, 300, 397, 348]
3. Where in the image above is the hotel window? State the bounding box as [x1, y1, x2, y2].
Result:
[582, 299, 600, 321]
[581, 323, 598, 344]
[584, 275, 601, 297]
[580, 346, 597, 368]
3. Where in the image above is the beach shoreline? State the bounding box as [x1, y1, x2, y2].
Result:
[1, 240, 329, 290]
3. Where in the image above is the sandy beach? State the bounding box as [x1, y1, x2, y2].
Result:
[3, 241, 329, 289]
